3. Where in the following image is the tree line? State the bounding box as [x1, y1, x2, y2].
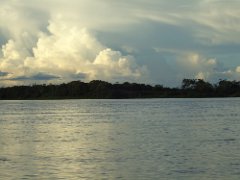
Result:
[0, 79, 239, 99]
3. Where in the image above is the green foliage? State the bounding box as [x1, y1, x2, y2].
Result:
[216, 80, 240, 97]
[0, 79, 239, 99]
[181, 79, 214, 97]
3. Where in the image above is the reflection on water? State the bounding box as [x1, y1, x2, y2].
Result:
[0, 98, 240, 179]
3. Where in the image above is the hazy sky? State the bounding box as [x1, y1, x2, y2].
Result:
[0, 0, 240, 86]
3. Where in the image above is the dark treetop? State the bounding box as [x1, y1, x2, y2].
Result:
[0, 79, 240, 99]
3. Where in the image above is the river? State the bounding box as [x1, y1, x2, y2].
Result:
[0, 98, 240, 179]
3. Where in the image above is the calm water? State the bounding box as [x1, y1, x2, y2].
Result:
[0, 98, 240, 179]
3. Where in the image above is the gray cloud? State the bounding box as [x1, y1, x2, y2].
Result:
[11, 73, 60, 81]
[70, 73, 88, 80]
[0, 71, 9, 77]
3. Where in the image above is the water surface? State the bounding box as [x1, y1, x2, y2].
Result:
[0, 98, 240, 179]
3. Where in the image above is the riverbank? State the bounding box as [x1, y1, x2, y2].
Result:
[0, 79, 239, 99]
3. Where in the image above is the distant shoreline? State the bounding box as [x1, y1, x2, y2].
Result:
[0, 79, 239, 100]
[1, 97, 239, 101]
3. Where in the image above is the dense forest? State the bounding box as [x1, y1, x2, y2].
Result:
[0, 79, 239, 99]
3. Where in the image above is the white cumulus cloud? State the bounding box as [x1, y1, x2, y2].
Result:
[0, 20, 148, 85]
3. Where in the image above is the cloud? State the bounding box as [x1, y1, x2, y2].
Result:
[11, 73, 60, 81]
[174, 52, 240, 83]
[0, 0, 240, 86]
[236, 66, 240, 73]
[0, 71, 8, 77]
[93, 48, 148, 82]
[70, 72, 88, 80]
[0, 19, 147, 85]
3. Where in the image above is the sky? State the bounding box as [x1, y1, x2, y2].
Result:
[0, 0, 240, 87]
